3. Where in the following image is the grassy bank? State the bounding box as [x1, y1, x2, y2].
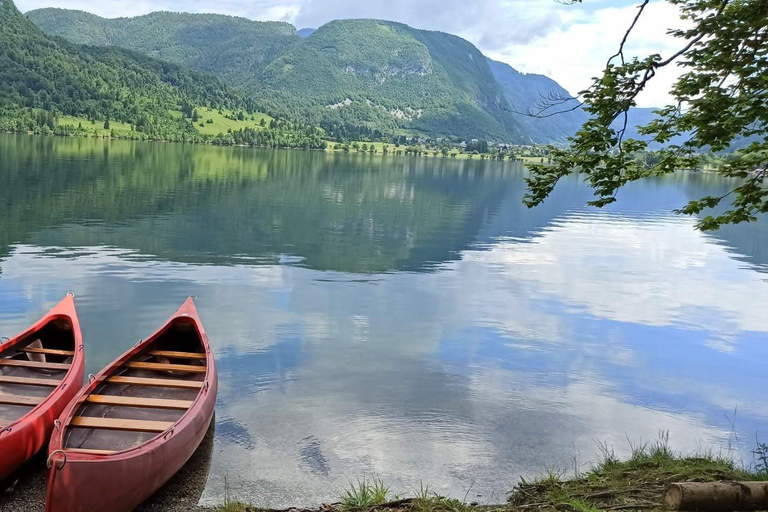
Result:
[213, 437, 768, 512]
[168, 108, 273, 136]
[58, 108, 275, 138]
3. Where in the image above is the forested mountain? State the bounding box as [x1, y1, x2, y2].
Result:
[25, 8, 299, 89]
[258, 20, 523, 141]
[0, 0, 327, 148]
[27, 10, 529, 141]
[0, 0, 235, 137]
[24, 5, 661, 144]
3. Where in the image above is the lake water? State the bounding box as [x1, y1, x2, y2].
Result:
[1, 134, 767, 507]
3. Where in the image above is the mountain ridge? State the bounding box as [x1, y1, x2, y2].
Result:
[255, 18, 524, 140]
[24, 5, 663, 144]
[26, 8, 559, 142]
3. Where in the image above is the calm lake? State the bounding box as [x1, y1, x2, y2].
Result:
[1, 134, 766, 507]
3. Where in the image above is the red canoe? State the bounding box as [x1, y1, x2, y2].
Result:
[0, 294, 85, 483]
[46, 297, 217, 512]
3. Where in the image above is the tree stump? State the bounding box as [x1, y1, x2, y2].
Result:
[665, 482, 768, 511]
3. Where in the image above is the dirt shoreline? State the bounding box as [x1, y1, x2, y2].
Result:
[4, 438, 765, 512]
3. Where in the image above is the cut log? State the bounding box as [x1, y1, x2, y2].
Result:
[665, 482, 768, 511]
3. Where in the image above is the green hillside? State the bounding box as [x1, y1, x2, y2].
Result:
[259, 20, 523, 141]
[24, 8, 299, 88]
[0, 0, 326, 149]
[27, 10, 526, 142]
[31, 7, 656, 144]
[0, 0, 236, 139]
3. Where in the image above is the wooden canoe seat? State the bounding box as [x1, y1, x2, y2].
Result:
[66, 448, 117, 455]
[86, 395, 193, 410]
[106, 376, 203, 390]
[70, 417, 174, 433]
[125, 362, 206, 374]
[0, 358, 70, 371]
[21, 347, 75, 357]
[0, 375, 61, 387]
[0, 393, 43, 407]
[149, 350, 206, 360]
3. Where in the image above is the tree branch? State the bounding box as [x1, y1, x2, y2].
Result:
[608, 0, 651, 66]
[656, 0, 730, 68]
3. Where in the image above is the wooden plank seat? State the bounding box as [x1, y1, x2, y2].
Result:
[66, 448, 117, 455]
[20, 347, 75, 357]
[149, 350, 206, 360]
[106, 376, 203, 390]
[69, 417, 174, 433]
[0, 358, 70, 371]
[86, 395, 193, 410]
[125, 362, 206, 374]
[0, 375, 61, 387]
[0, 393, 43, 407]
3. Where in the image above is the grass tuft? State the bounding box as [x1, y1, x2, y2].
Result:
[341, 476, 391, 509]
[510, 432, 768, 512]
[535, 467, 568, 486]
[215, 503, 251, 512]
[563, 498, 601, 512]
[411, 495, 471, 512]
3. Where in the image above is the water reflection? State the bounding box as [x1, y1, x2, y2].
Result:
[1, 134, 526, 273]
[0, 134, 766, 508]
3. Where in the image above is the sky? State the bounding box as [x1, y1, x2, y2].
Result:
[15, 0, 687, 107]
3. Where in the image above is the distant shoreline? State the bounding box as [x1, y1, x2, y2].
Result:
[1, 131, 543, 163]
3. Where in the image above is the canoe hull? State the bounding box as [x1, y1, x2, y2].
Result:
[0, 295, 84, 483]
[45, 385, 215, 512]
[46, 297, 217, 512]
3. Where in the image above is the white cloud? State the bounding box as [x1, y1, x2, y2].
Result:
[292, 0, 567, 46]
[457, 212, 768, 338]
[15, 0, 302, 21]
[486, 1, 687, 106]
